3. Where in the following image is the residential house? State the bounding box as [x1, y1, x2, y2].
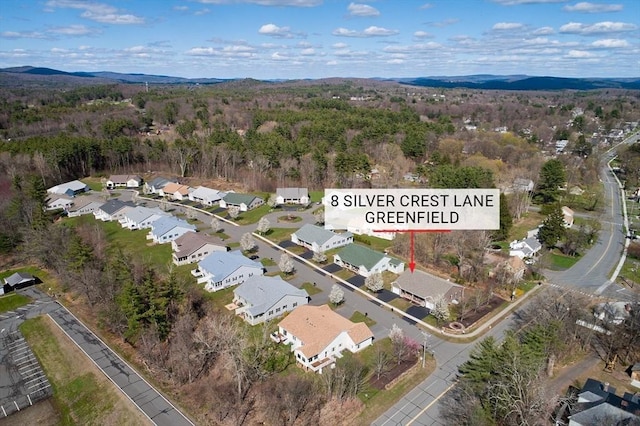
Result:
[146, 216, 196, 244]
[291, 224, 353, 254]
[172, 232, 227, 265]
[2, 272, 36, 295]
[188, 186, 224, 206]
[273, 304, 374, 373]
[192, 250, 263, 292]
[562, 206, 574, 228]
[46, 180, 88, 197]
[45, 194, 74, 211]
[630, 363, 640, 389]
[233, 276, 309, 325]
[506, 256, 527, 283]
[334, 244, 404, 277]
[509, 237, 542, 260]
[594, 302, 633, 325]
[161, 182, 191, 201]
[391, 269, 464, 310]
[276, 188, 309, 205]
[67, 197, 104, 217]
[143, 176, 176, 195]
[119, 206, 169, 230]
[220, 193, 264, 211]
[345, 222, 396, 241]
[513, 178, 534, 193]
[93, 200, 135, 222]
[567, 378, 639, 426]
[105, 174, 142, 189]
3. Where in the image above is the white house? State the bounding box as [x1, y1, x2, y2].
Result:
[45, 194, 74, 211]
[273, 305, 374, 373]
[188, 186, 224, 206]
[509, 237, 542, 260]
[220, 193, 264, 211]
[275, 188, 309, 205]
[391, 270, 464, 310]
[334, 244, 404, 277]
[562, 206, 574, 228]
[93, 200, 135, 222]
[291, 224, 353, 253]
[105, 174, 142, 189]
[513, 178, 534, 193]
[67, 197, 104, 217]
[119, 206, 169, 230]
[47, 180, 88, 197]
[143, 176, 176, 195]
[191, 250, 264, 292]
[233, 276, 309, 326]
[146, 216, 196, 244]
[160, 182, 191, 201]
[171, 232, 227, 266]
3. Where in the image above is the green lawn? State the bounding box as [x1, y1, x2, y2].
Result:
[64, 216, 172, 272]
[389, 297, 412, 311]
[352, 234, 394, 252]
[301, 282, 322, 295]
[261, 258, 276, 267]
[0, 293, 31, 313]
[549, 252, 580, 270]
[618, 258, 640, 287]
[334, 269, 356, 281]
[264, 227, 294, 244]
[350, 311, 377, 327]
[309, 190, 324, 203]
[0, 265, 51, 282]
[510, 212, 545, 240]
[20, 316, 148, 425]
[80, 177, 104, 192]
[235, 204, 272, 225]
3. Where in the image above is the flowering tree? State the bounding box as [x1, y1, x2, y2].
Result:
[228, 206, 240, 220]
[210, 217, 221, 233]
[432, 294, 451, 324]
[256, 217, 270, 235]
[312, 251, 327, 263]
[278, 253, 295, 275]
[365, 272, 384, 293]
[329, 284, 345, 305]
[240, 233, 256, 252]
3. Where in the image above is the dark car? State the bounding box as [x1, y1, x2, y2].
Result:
[249, 255, 260, 260]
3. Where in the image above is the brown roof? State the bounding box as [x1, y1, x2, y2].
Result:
[163, 182, 190, 195]
[279, 305, 373, 359]
[173, 232, 223, 257]
[508, 256, 526, 271]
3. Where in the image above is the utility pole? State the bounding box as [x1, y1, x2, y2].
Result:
[421, 331, 430, 368]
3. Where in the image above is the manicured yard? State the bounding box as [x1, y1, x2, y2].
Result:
[309, 190, 324, 203]
[301, 282, 322, 296]
[264, 227, 294, 244]
[235, 204, 272, 225]
[389, 297, 412, 311]
[549, 252, 580, 270]
[80, 177, 104, 192]
[352, 234, 394, 252]
[0, 266, 51, 283]
[20, 316, 150, 425]
[510, 211, 545, 240]
[261, 258, 276, 267]
[350, 311, 376, 327]
[0, 293, 31, 313]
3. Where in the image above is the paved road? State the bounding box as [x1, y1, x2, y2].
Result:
[0, 288, 193, 426]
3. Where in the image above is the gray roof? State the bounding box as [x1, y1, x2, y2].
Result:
[523, 237, 542, 251]
[393, 269, 463, 300]
[234, 276, 308, 317]
[569, 403, 638, 426]
[190, 186, 222, 201]
[150, 216, 196, 237]
[123, 206, 168, 224]
[4, 272, 35, 287]
[223, 192, 262, 206]
[198, 250, 262, 281]
[148, 176, 175, 189]
[47, 180, 88, 195]
[294, 224, 352, 246]
[98, 199, 135, 215]
[276, 187, 309, 199]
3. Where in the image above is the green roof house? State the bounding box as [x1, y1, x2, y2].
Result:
[333, 243, 404, 277]
[220, 192, 264, 211]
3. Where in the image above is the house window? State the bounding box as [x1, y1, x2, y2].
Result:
[268, 310, 273, 315]
[292, 302, 297, 308]
[276, 307, 281, 313]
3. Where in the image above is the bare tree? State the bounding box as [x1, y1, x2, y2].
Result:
[373, 346, 391, 380]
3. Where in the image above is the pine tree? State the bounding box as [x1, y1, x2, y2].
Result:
[537, 204, 566, 248]
[536, 159, 566, 203]
[493, 193, 512, 241]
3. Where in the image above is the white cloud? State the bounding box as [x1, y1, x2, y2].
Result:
[333, 28, 359, 37]
[347, 3, 380, 17]
[492, 0, 566, 5]
[0, 31, 49, 39]
[186, 44, 256, 57]
[259, 23, 293, 38]
[560, 21, 637, 35]
[566, 49, 596, 58]
[271, 52, 289, 60]
[194, 0, 322, 6]
[48, 24, 99, 36]
[173, 5, 189, 11]
[300, 48, 315, 55]
[492, 22, 524, 30]
[425, 19, 458, 28]
[419, 3, 433, 9]
[332, 42, 348, 49]
[533, 26, 555, 35]
[387, 58, 404, 64]
[383, 42, 441, 53]
[46, 0, 145, 24]
[413, 31, 433, 39]
[591, 38, 629, 48]
[195, 8, 211, 15]
[363, 26, 399, 36]
[563, 2, 623, 13]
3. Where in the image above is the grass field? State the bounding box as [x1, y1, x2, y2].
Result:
[0, 293, 31, 314]
[549, 252, 580, 270]
[301, 282, 323, 295]
[510, 211, 545, 240]
[264, 227, 295, 243]
[80, 177, 104, 192]
[350, 311, 377, 327]
[20, 316, 150, 426]
[235, 204, 272, 225]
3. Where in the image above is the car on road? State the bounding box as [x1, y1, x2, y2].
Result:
[249, 254, 259, 260]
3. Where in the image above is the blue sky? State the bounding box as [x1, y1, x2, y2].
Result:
[0, 0, 638, 79]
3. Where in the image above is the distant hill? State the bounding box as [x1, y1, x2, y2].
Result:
[1, 66, 638, 90]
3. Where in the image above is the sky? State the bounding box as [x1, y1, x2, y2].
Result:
[0, 0, 639, 79]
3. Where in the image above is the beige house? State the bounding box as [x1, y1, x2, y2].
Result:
[172, 232, 227, 265]
[391, 269, 464, 310]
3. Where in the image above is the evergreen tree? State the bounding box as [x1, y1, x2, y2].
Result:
[458, 336, 500, 392]
[537, 204, 566, 248]
[536, 159, 566, 203]
[493, 193, 513, 241]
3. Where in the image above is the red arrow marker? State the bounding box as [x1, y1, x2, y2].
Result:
[409, 230, 416, 272]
